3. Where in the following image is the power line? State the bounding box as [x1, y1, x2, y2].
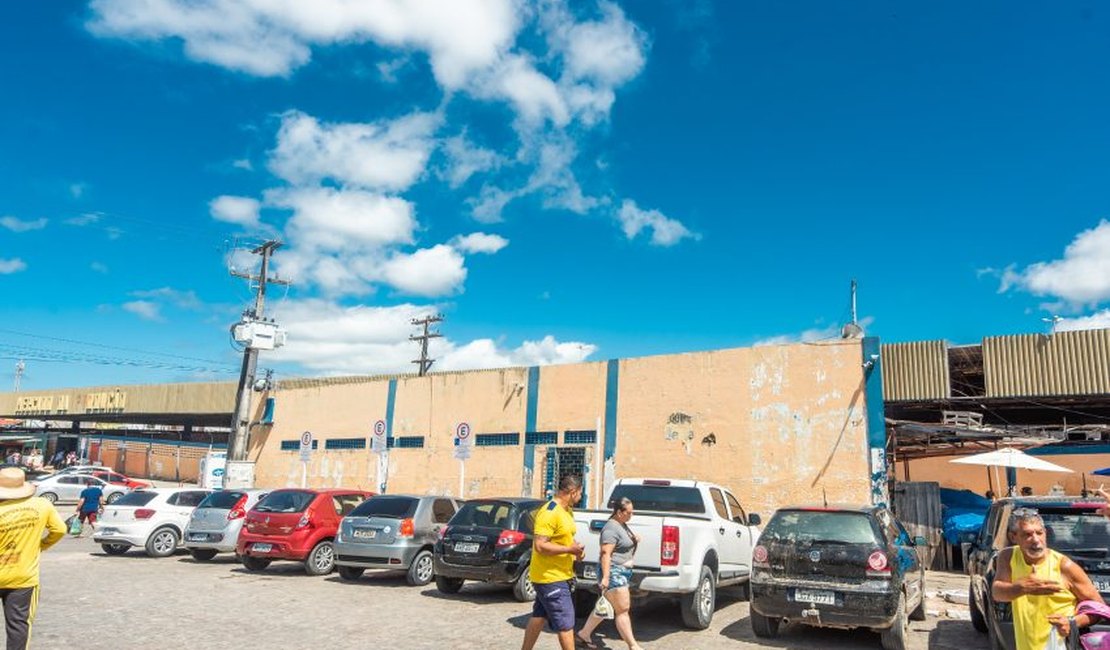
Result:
[0, 327, 236, 368]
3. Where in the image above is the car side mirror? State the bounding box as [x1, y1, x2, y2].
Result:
[748, 513, 762, 526]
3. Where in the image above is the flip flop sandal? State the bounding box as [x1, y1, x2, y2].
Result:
[575, 633, 598, 649]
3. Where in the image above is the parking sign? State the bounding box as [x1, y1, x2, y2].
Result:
[299, 431, 313, 462]
[372, 419, 387, 453]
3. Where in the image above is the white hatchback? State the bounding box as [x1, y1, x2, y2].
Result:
[93, 488, 212, 557]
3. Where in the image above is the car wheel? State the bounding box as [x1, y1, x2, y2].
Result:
[969, 583, 988, 634]
[107, 492, 122, 504]
[435, 575, 465, 594]
[145, 527, 179, 558]
[406, 550, 435, 587]
[337, 566, 364, 581]
[750, 610, 781, 638]
[40, 492, 57, 504]
[879, 591, 909, 650]
[101, 543, 129, 556]
[512, 569, 536, 602]
[987, 615, 1006, 650]
[909, 579, 927, 622]
[190, 549, 218, 562]
[681, 564, 716, 630]
[304, 541, 335, 576]
[241, 556, 271, 572]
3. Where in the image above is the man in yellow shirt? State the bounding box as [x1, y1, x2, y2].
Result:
[0, 467, 66, 650]
[521, 474, 585, 650]
[992, 508, 1102, 650]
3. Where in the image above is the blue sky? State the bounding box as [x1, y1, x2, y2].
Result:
[4, 1, 1110, 390]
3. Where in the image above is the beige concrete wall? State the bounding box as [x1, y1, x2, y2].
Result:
[248, 341, 873, 517]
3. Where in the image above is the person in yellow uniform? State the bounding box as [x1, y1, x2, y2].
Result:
[521, 474, 585, 650]
[993, 508, 1103, 649]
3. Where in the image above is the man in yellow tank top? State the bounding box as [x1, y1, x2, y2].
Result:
[993, 509, 1103, 649]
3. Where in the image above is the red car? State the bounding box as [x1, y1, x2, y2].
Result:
[236, 488, 373, 576]
[86, 470, 151, 490]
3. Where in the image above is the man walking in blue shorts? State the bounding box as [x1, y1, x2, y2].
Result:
[521, 474, 585, 650]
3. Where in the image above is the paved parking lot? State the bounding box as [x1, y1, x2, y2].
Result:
[33, 535, 988, 649]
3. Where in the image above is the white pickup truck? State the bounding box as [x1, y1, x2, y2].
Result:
[572, 478, 763, 629]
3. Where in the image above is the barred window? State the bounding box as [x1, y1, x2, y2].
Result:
[280, 440, 318, 451]
[475, 433, 520, 447]
[525, 431, 558, 445]
[324, 438, 367, 450]
[564, 430, 597, 445]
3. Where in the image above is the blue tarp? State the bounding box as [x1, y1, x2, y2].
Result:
[939, 488, 990, 544]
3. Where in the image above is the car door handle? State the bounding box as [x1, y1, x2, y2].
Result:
[719, 527, 725, 535]
[736, 531, 743, 538]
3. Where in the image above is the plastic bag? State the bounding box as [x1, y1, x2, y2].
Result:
[67, 515, 82, 536]
[592, 593, 614, 620]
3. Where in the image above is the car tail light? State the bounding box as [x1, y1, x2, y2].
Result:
[496, 530, 526, 548]
[227, 495, 249, 521]
[399, 518, 415, 538]
[296, 513, 311, 529]
[134, 509, 155, 520]
[753, 544, 769, 568]
[661, 525, 680, 566]
[866, 550, 891, 577]
[438, 526, 450, 541]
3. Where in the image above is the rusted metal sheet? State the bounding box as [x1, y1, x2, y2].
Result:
[891, 481, 941, 568]
[881, 340, 950, 401]
[984, 330, 1110, 397]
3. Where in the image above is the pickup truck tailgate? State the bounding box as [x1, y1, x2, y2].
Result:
[575, 511, 663, 570]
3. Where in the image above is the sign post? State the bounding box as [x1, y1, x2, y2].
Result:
[299, 431, 313, 488]
[371, 419, 388, 493]
[454, 422, 472, 498]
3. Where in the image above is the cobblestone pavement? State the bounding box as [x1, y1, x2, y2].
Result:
[32, 535, 988, 649]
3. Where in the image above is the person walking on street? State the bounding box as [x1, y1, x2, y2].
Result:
[75, 481, 104, 537]
[992, 508, 1104, 649]
[576, 497, 644, 650]
[521, 474, 585, 650]
[0, 467, 66, 649]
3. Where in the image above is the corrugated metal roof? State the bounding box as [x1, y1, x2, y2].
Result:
[984, 329, 1110, 397]
[881, 340, 950, 401]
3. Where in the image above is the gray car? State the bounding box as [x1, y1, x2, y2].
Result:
[182, 489, 269, 561]
[335, 494, 461, 586]
[34, 474, 129, 504]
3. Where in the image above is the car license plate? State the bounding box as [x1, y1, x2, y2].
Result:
[187, 533, 208, 542]
[583, 564, 598, 580]
[99, 527, 118, 535]
[353, 529, 377, 539]
[1096, 579, 1110, 593]
[252, 543, 273, 553]
[794, 589, 836, 605]
[454, 542, 481, 553]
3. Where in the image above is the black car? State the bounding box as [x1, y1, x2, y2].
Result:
[749, 504, 926, 650]
[967, 496, 1110, 650]
[434, 498, 544, 602]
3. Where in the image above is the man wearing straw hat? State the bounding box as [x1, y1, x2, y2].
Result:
[0, 467, 66, 649]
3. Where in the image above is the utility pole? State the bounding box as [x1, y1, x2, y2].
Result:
[850, 278, 858, 325]
[13, 360, 24, 393]
[228, 240, 290, 461]
[410, 315, 443, 376]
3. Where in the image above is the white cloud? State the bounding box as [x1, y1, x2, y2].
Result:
[440, 133, 504, 188]
[232, 158, 253, 171]
[122, 300, 163, 322]
[451, 233, 509, 255]
[209, 195, 262, 228]
[472, 53, 570, 127]
[269, 110, 440, 191]
[69, 182, 89, 198]
[91, 262, 109, 274]
[381, 245, 467, 297]
[754, 317, 875, 347]
[270, 187, 416, 251]
[272, 299, 596, 374]
[617, 199, 697, 246]
[1000, 220, 1110, 307]
[64, 213, 101, 226]
[1057, 310, 1110, 333]
[88, 0, 521, 83]
[560, 2, 647, 86]
[131, 287, 204, 310]
[0, 216, 47, 233]
[0, 258, 27, 274]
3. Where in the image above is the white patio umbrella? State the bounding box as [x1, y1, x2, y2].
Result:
[950, 447, 1072, 496]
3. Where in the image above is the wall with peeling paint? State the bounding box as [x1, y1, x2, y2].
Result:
[248, 340, 874, 515]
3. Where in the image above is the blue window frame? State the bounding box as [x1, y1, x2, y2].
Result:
[324, 437, 367, 450]
[280, 439, 318, 451]
[564, 430, 597, 445]
[475, 433, 520, 447]
[393, 436, 425, 449]
[525, 431, 557, 445]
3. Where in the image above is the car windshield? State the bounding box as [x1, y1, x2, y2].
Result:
[112, 492, 157, 507]
[197, 491, 246, 509]
[349, 496, 418, 518]
[762, 510, 880, 545]
[1038, 508, 1110, 557]
[607, 485, 706, 514]
[451, 501, 515, 528]
[254, 490, 315, 513]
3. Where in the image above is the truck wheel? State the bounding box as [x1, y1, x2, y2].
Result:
[406, 550, 435, 586]
[435, 575, 464, 594]
[512, 570, 536, 602]
[969, 584, 988, 633]
[750, 610, 781, 638]
[879, 592, 909, 650]
[681, 564, 716, 630]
